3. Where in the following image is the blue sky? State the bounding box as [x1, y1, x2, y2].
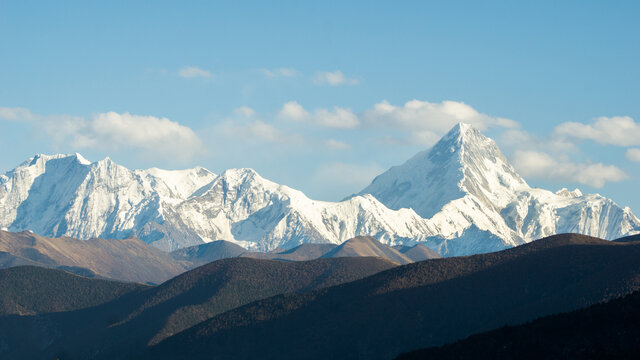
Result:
[1, 1, 639, 210]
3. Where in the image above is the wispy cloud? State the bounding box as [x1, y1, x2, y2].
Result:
[262, 67, 299, 78]
[314, 162, 384, 188]
[233, 106, 256, 117]
[313, 70, 359, 86]
[0, 107, 35, 121]
[178, 66, 213, 79]
[278, 101, 359, 129]
[324, 139, 351, 150]
[216, 118, 303, 146]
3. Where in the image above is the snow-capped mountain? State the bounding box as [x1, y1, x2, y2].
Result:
[0, 154, 217, 250]
[0, 154, 433, 251]
[357, 123, 640, 255]
[1, 123, 638, 255]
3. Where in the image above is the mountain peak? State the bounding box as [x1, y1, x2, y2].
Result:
[447, 122, 474, 137]
[358, 123, 528, 218]
[73, 153, 91, 165]
[437, 122, 491, 151]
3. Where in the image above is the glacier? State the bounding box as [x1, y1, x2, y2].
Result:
[0, 123, 638, 256]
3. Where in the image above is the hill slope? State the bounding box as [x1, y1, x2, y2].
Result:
[322, 236, 413, 264]
[170, 240, 248, 265]
[397, 244, 442, 261]
[0, 230, 190, 284]
[0, 256, 396, 359]
[0, 266, 145, 316]
[145, 234, 640, 360]
[396, 290, 640, 360]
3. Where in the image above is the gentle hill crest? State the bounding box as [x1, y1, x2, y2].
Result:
[321, 236, 413, 264]
[0, 230, 189, 283]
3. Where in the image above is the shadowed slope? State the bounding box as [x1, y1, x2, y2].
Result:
[0, 266, 145, 316]
[145, 234, 640, 360]
[170, 240, 247, 265]
[0, 256, 397, 359]
[396, 290, 640, 360]
[269, 243, 338, 261]
[615, 233, 640, 243]
[114, 256, 398, 346]
[398, 244, 442, 261]
[240, 243, 338, 261]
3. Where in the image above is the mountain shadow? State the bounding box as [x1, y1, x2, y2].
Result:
[396, 290, 640, 360]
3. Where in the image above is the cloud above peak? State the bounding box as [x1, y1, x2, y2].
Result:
[0, 107, 205, 164]
[278, 99, 517, 145]
[362, 100, 518, 134]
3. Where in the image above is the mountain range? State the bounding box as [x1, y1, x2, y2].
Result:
[1, 123, 638, 256]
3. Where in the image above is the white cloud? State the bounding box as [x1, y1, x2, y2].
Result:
[278, 101, 311, 122]
[554, 116, 640, 146]
[626, 148, 640, 162]
[0, 107, 205, 163]
[314, 107, 359, 129]
[178, 66, 213, 79]
[512, 150, 628, 188]
[87, 112, 204, 156]
[325, 139, 351, 150]
[314, 162, 384, 188]
[233, 106, 256, 117]
[277, 99, 516, 143]
[262, 68, 299, 78]
[278, 101, 359, 129]
[362, 100, 518, 135]
[313, 70, 359, 86]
